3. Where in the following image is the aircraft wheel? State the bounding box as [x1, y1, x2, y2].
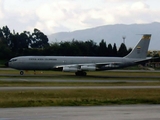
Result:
[20, 71, 24, 75]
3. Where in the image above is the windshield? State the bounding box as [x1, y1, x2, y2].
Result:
[9, 59, 17, 62]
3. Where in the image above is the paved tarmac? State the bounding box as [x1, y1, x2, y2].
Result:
[0, 77, 160, 83]
[0, 105, 160, 120]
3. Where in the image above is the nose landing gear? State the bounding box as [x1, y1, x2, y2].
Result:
[20, 71, 24, 75]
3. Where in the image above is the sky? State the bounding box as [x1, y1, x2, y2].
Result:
[0, 0, 160, 35]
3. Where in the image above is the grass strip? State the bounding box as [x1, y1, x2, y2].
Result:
[1, 81, 160, 87]
[1, 70, 160, 77]
[0, 89, 160, 107]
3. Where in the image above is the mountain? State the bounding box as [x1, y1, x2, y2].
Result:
[48, 22, 160, 50]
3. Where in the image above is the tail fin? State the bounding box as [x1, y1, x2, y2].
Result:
[124, 34, 151, 59]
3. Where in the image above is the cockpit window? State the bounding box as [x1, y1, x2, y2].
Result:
[9, 59, 17, 62]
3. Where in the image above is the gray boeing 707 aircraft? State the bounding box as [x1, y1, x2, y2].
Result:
[8, 34, 151, 76]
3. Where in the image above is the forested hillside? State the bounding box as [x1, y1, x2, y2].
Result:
[0, 26, 133, 60]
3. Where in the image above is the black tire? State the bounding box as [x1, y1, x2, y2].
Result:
[20, 71, 24, 75]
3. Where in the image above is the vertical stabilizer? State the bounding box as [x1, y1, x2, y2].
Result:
[124, 34, 151, 59]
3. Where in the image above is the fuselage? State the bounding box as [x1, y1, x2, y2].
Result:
[8, 56, 139, 71]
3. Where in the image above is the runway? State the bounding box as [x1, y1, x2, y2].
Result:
[0, 105, 160, 120]
[0, 77, 160, 83]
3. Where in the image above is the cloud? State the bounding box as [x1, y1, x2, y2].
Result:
[33, 0, 160, 34]
[34, 1, 103, 32]
[100, 1, 157, 24]
[0, 0, 4, 19]
[103, 0, 147, 2]
[34, 1, 118, 33]
[131, 1, 149, 10]
[0, 0, 160, 35]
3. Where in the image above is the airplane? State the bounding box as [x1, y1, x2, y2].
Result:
[8, 34, 152, 76]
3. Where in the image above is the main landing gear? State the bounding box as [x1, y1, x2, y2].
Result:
[75, 71, 87, 76]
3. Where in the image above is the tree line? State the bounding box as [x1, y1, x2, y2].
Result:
[0, 26, 132, 60]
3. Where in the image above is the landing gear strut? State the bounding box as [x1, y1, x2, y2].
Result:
[75, 71, 87, 76]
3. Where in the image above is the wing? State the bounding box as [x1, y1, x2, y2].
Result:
[54, 62, 123, 72]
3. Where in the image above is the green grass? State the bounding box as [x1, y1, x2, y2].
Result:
[0, 89, 160, 107]
[0, 81, 160, 87]
[0, 69, 160, 107]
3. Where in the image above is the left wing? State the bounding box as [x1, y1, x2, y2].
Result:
[54, 62, 123, 72]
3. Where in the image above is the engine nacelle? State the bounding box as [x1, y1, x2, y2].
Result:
[81, 65, 96, 71]
[63, 66, 78, 72]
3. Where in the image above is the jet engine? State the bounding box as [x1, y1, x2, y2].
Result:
[81, 65, 96, 71]
[63, 66, 79, 72]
